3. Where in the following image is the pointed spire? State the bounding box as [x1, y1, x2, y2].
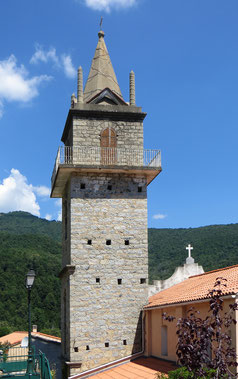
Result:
[84, 29, 123, 103]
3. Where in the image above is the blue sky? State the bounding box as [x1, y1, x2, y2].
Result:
[0, 0, 237, 228]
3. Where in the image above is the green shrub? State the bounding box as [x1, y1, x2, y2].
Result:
[156, 367, 228, 379]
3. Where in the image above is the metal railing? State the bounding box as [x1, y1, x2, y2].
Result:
[38, 351, 52, 379]
[51, 146, 161, 186]
[0, 347, 52, 379]
[0, 347, 28, 375]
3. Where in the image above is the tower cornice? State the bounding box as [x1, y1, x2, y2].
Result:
[61, 104, 147, 143]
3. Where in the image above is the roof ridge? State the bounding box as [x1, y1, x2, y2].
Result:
[32, 332, 61, 340]
[189, 264, 238, 279]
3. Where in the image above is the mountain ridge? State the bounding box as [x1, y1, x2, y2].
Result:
[0, 211, 237, 337]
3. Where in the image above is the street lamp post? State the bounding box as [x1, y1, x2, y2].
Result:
[25, 269, 36, 376]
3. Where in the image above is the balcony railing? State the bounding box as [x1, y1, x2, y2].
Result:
[51, 146, 161, 187]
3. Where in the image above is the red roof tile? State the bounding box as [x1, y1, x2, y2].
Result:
[0, 331, 61, 346]
[145, 264, 238, 309]
[0, 332, 28, 346]
[90, 357, 176, 378]
[32, 332, 61, 342]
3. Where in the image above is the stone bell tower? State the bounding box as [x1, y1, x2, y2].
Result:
[51, 29, 161, 377]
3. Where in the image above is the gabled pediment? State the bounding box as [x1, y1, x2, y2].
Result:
[87, 88, 128, 106]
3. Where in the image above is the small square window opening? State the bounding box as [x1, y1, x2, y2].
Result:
[138, 186, 142, 193]
[87, 239, 92, 245]
[118, 279, 122, 285]
[86, 345, 90, 350]
[123, 340, 127, 345]
[74, 347, 78, 352]
[106, 240, 111, 245]
[80, 183, 86, 189]
[140, 278, 146, 284]
[105, 342, 109, 348]
[125, 239, 130, 245]
[107, 185, 112, 190]
[96, 278, 100, 284]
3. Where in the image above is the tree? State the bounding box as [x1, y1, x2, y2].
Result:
[0, 322, 13, 338]
[162, 278, 238, 378]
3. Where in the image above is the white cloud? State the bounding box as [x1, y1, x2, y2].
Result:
[0, 169, 40, 216]
[54, 198, 62, 221]
[55, 199, 61, 207]
[153, 213, 167, 220]
[61, 55, 77, 78]
[84, 0, 137, 12]
[0, 100, 3, 118]
[33, 185, 50, 197]
[45, 213, 52, 221]
[30, 45, 76, 79]
[30, 45, 59, 65]
[57, 210, 62, 222]
[0, 55, 51, 117]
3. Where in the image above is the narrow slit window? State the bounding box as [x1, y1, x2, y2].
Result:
[140, 278, 146, 284]
[106, 240, 111, 245]
[125, 239, 130, 246]
[138, 186, 142, 193]
[118, 279, 122, 285]
[96, 278, 100, 284]
[87, 239, 92, 245]
[86, 345, 90, 351]
[123, 340, 127, 345]
[105, 342, 109, 348]
[80, 183, 85, 189]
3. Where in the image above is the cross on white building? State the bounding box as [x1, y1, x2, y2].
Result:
[186, 244, 193, 258]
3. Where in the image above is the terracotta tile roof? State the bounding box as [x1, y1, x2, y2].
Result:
[145, 264, 238, 309]
[32, 332, 61, 343]
[0, 331, 61, 346]
[0, 332, 28, 346]
[89, 357, 176, 378]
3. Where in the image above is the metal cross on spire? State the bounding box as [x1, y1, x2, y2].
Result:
[186, 244, 193, 258]
[100, 16, 103, 30]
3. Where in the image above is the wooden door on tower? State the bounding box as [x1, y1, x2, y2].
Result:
[100, 127, 117, 165]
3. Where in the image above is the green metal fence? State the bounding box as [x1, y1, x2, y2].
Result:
[38, 351, 52, 379]
[0, 347, 52, 379]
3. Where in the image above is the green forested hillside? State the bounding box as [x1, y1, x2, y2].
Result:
[0, 211, 238, 337]
[0, 212, 61, 337]
[0, 211, 61, 241]
[149, 224, 238, 282]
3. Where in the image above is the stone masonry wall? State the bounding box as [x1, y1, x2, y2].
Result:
[62, 183, 71, 268]
[68, 172, 148, 375]
[72, 118, 144, 151]
[61, 275, 70, 362]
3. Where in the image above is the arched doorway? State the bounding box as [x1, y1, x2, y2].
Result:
[100, 127, 117, 164]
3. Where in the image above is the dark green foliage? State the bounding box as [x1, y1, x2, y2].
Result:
[0, 211, 61, 242]
[149, 224, 238, 282]
[40, 328, 61, 338]
[0, 342, 11, 362]
[1, 211, 238, 340]
[0, 212, 61, 337]
[0, 322, 13, 338]
[157, 367, 222, 379]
